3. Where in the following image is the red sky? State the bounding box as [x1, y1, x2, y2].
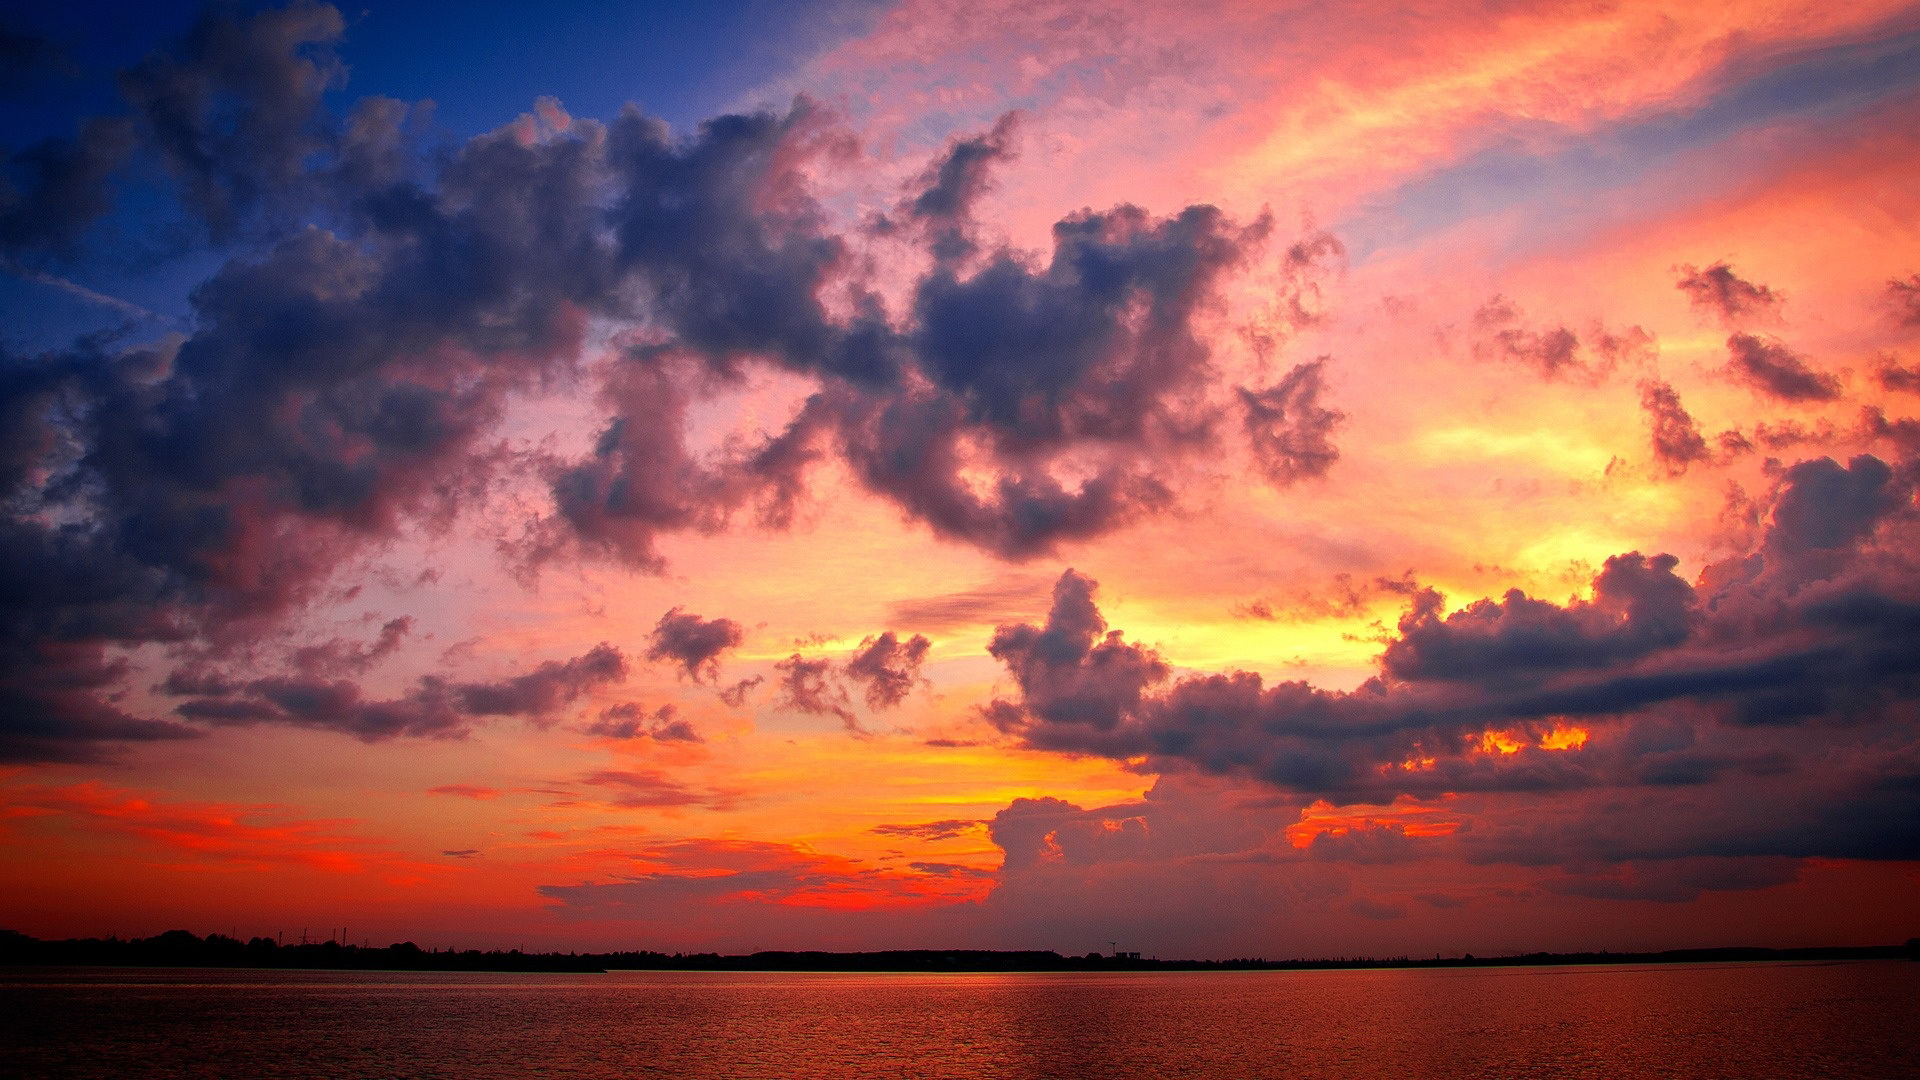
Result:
[1, 0, 1917, 957]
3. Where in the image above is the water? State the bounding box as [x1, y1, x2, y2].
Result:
[3, 962, 1915, 1078]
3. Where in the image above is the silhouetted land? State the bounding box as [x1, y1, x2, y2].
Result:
[3, 929, 1914, 974]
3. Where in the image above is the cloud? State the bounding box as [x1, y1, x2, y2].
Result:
[116, 1, 347, 239]
[884, 575, 1049, 633]
[1725, 333, 1841, 401]
[981, 456, 1919, 863]
[584, 702, 703, 743]
[1240, 358, 1344, 486]
[1380, 553, 1695, 685]
[897, 110, 1020, 264]
[427, 784, 498, 800]
[577, 769, 715, 809]
[170, 644, 626, 741]
[719, 676, 764, 708]
[1470, 297, 1587, 380]
[1886, 274, 1920, 326]
[644, 608, 744, 684]
[537, 837, 983, 912]
[0, 118, 136, 255]
[288, 617, 413, 677]
[2, 780, 414, 874]
[843, 631, 931, 709]
[985, 570, 1170, 744]
[1639, 379, 1711, 476]
[872, 819, 985, 841]
[1878, 356, 1920, 394]
[1677, 262, 1781, 325]
[453, 643, 627, 719]
[0, 70, 1302, 757]
[774, 652, 856, 729]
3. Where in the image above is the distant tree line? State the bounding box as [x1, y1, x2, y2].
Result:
[2, 929, 1913, 974]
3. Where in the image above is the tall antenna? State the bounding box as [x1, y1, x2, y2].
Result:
[1108, 940, 1118, 956]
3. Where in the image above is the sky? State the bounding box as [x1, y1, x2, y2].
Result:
[1, 0, 1917, 959]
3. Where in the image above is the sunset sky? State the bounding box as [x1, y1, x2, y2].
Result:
[2, 0, 1917, 958]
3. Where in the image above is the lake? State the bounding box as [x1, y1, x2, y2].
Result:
[4, 961, 1915, 1078]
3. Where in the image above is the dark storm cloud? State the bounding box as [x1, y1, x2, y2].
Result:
[1240, 358, 1343, 486]
[644, 608, 744, 683]
[983, 456, 1920, 858]
[1381, 553, 1695, 685]
[1725, 333, 1842, 401]
[1676, 262, 1781, 325]
[843, 631, 931, 709]
[1639, 379, 1711, 476]
[0, 10, 1292, 757]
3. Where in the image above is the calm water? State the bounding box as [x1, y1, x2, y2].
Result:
[3, 962, 1915, 1078]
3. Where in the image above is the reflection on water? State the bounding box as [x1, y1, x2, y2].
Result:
[5, 961, 1916, 1078]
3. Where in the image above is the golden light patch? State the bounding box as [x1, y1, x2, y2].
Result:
[1541, 724, 1590, 750]
[1285, 797, 1461, 849]
[1478, 730, 1525, 755]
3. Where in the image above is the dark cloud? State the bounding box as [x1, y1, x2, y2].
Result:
[0, 15, 1296, 760]
[1725, 333, 1841, 401]
[1878, 356, 1920, 394]
[1240, 357, 1343, 486]
[288, 616, 413, 677]
[900, 111, 1020, 265]
[536, 838, 901, 912]
[1381, 552, 1695, 685]
[1471, 297, 1587, 380]
[1234, 572, 1421, 625]
[884, 575, 1048, 633]
[171, 644, 625, 741]
[1676, 262, 1781, 325]
[1543, 857, 1801, 903]
[117, 1, 346, 239]
[454, 643, 626, 719]
[0, 117, 137, 255]
[1887, 274, 1920, 327]
[872, 819, 984, 841]
[0, 20, 64, 96]
[843, 631, 931, 709]
[578, 769, 714, 809]
[982, 457, 1919, 861]
[986, 570, 1170, 745]
[645, 608, 744, 683]
[1639, 379, 1711, 476]
[802, 200, 1271, 560]
[719, 676, 763, 708]
[584, 702, 703, 743]
[774, 652, 856, 729]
